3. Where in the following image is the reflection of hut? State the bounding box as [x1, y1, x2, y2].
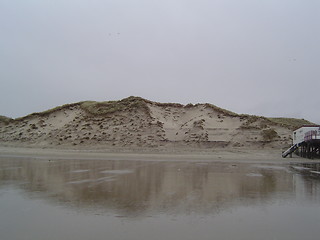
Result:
[283, 125, 320, 158]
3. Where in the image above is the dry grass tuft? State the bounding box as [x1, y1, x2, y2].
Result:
[268, 117, 314, 130]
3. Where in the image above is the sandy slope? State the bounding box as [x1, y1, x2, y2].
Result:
[0, 97, 293, 151]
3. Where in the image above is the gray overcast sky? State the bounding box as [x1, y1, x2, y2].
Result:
[1, 0, 319, 123]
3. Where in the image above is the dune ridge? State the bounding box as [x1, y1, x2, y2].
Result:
[0, 96, 314, 151]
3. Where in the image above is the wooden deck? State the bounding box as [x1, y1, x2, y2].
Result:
[296, 139, 320, 159]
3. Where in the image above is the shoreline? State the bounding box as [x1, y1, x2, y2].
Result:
[0, 145, 317, 164]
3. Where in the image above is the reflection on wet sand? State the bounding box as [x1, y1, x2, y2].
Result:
[0, 158, 310, 216]
[291, 162, 320, 177]
[2, 157, 320, 240]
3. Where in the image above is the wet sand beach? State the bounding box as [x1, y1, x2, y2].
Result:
[0, 146, 314, 163]
[1, 147, 320, 240]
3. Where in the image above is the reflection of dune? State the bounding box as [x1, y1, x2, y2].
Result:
[0, 158, 296, 215]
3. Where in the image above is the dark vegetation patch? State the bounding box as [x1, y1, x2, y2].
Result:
[80, 96, 151, 116]
[261, 128, 279, 141]
[0, 115, 13, 125]
[193, 119, 205, 129]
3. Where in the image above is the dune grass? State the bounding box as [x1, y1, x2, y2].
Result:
[80, 96, 151, 116]
[0, 115, 12, 125]
[204, 103, 240, 117]
[267, 117, 315, 130]
[14, 103, 82, 121]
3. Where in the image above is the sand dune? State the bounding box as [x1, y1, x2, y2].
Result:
[0, 97, 312, 151]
